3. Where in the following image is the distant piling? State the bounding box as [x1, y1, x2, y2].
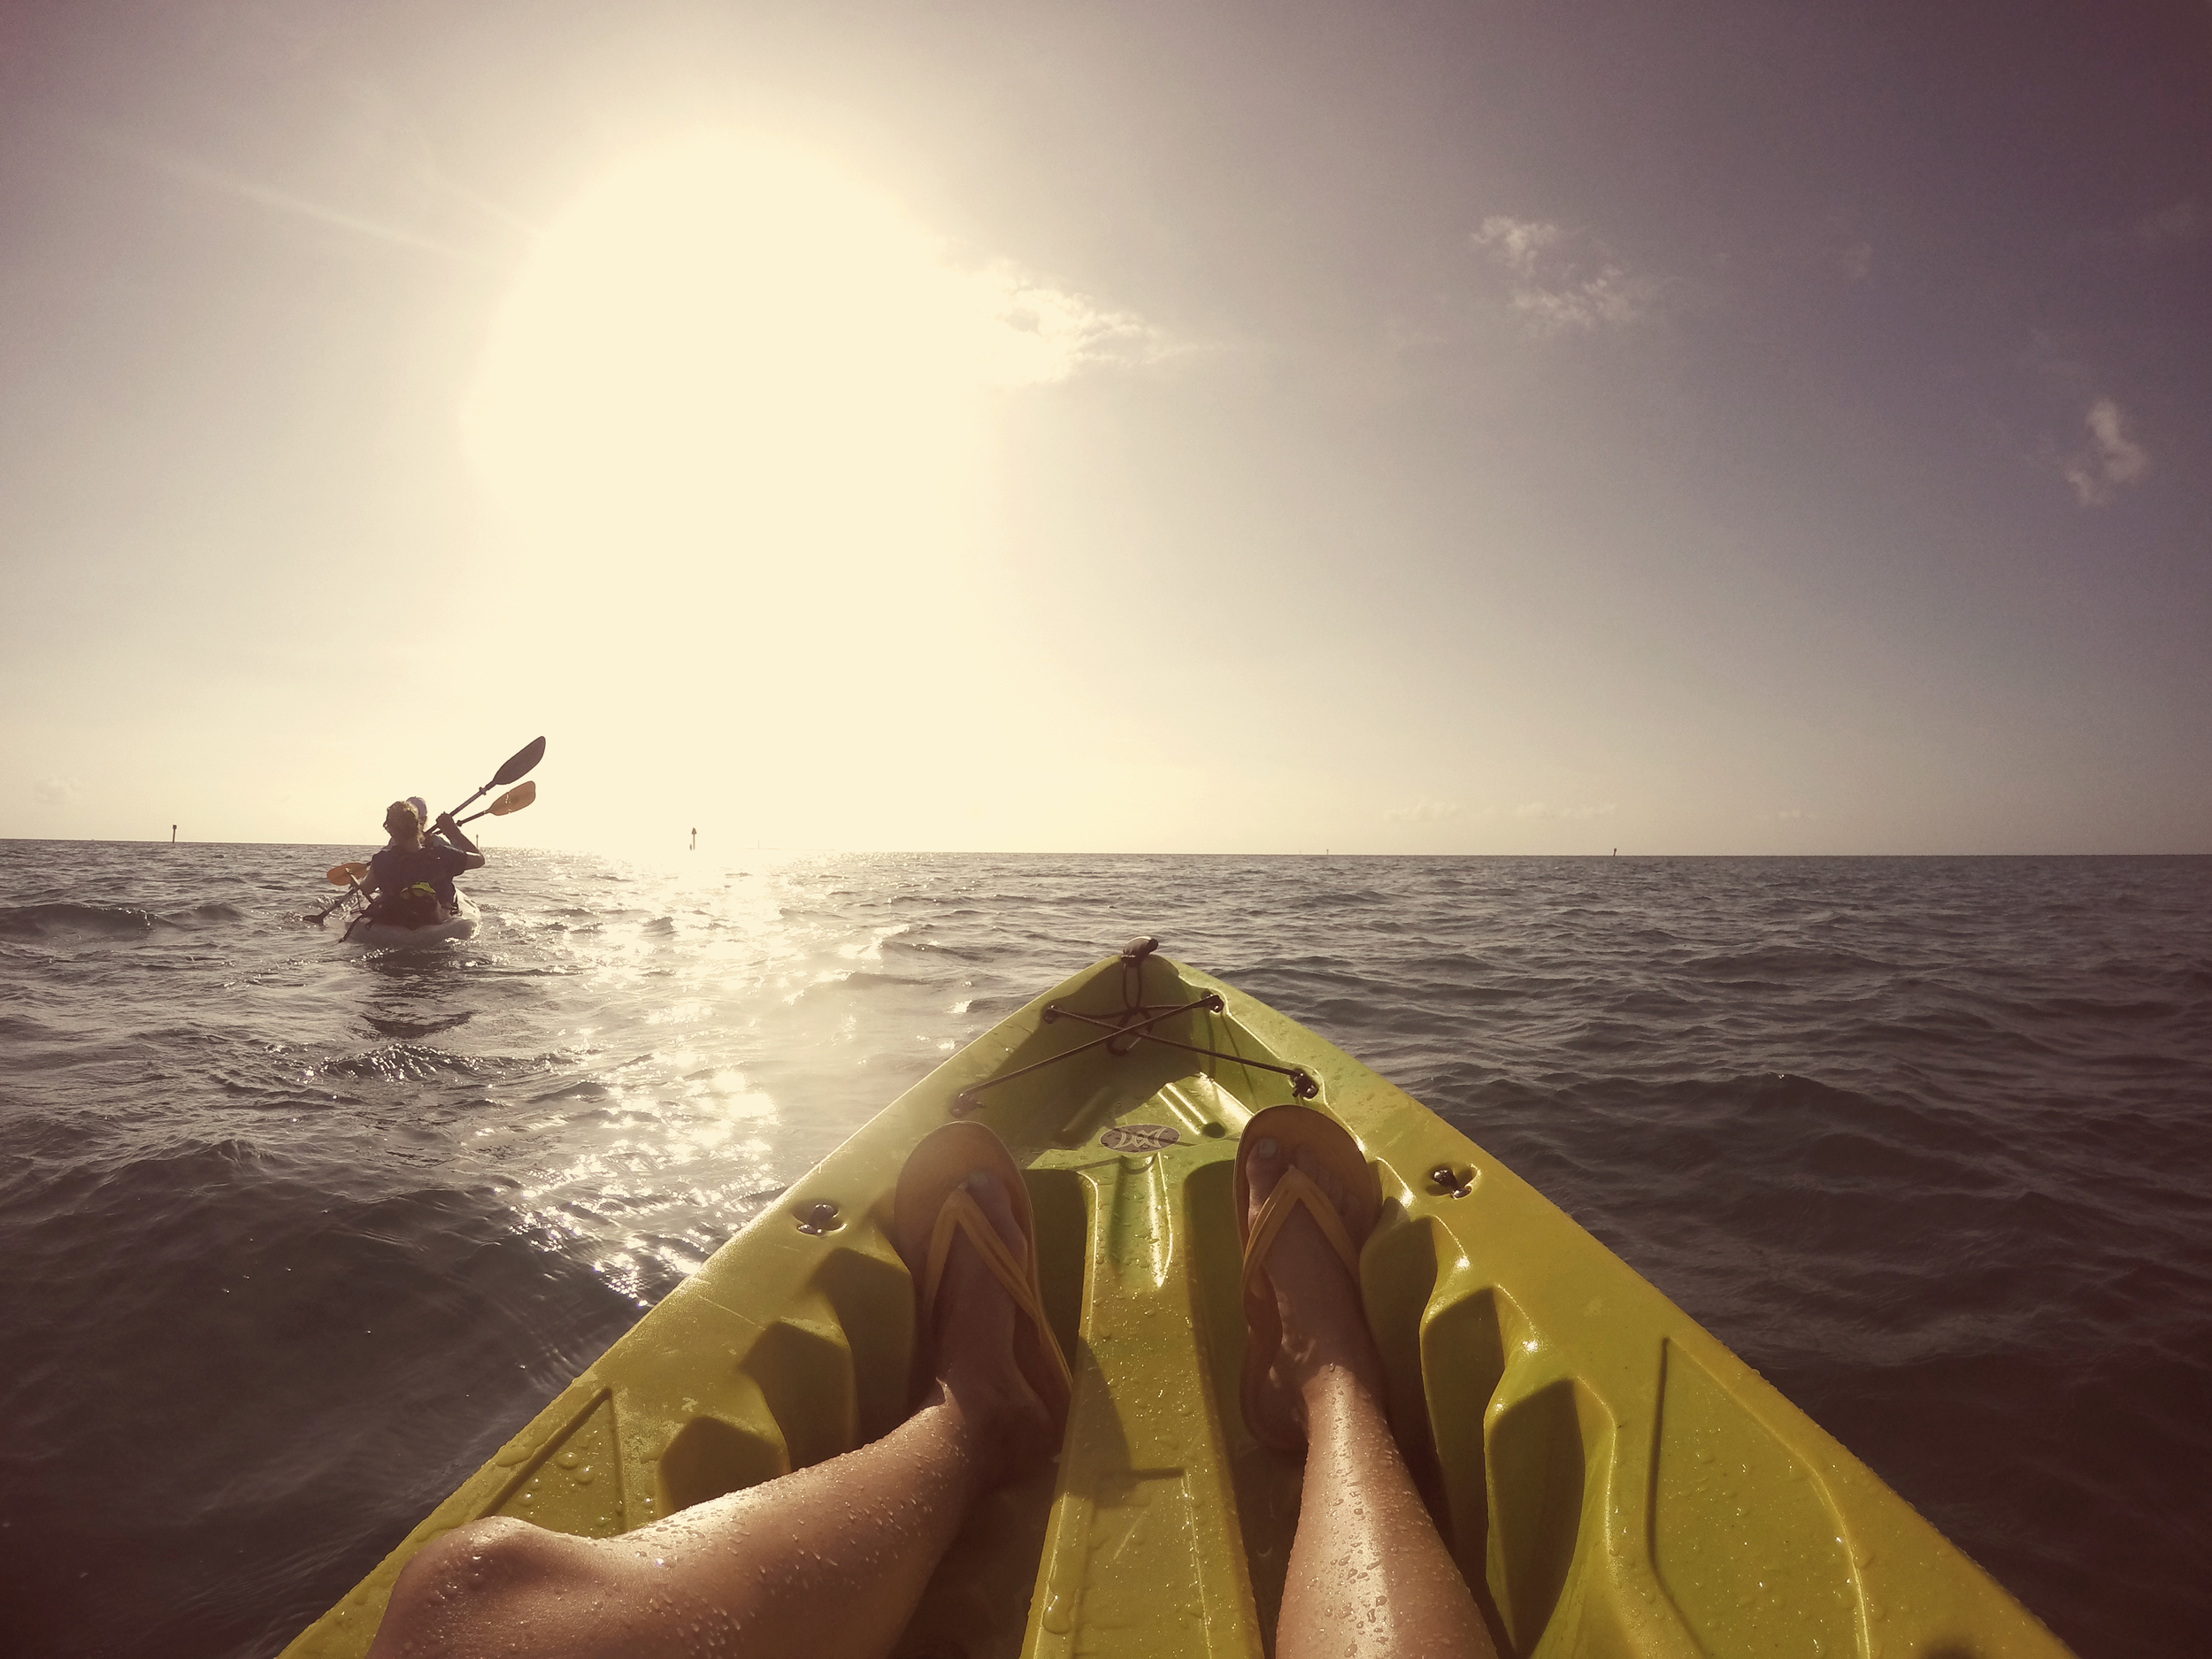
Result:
[172, 825, 177, 844]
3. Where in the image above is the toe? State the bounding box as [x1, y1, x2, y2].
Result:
[1293, 1145, 1349, 1222]
[962, 1169, 1024, 1259]
[1243, 1135, 1284, 1228]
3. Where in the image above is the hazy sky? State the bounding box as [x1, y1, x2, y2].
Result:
[4, 1, 2207, 854]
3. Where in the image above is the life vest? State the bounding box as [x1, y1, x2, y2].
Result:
[369, 845, 459, 927]
[380, 880, 447, 929]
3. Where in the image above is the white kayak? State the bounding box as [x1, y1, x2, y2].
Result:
[343, 891, 481, 949]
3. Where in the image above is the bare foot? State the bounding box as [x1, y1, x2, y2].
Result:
[1243, 1137, 1388, 1441]
[923, 1169, 1059, 1486]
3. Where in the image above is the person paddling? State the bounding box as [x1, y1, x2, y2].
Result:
[358, 799, 483, 929]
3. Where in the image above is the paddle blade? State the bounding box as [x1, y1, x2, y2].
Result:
[491, 736, 547, 788]
[326, 863, 370, 886]
[489, 780, 535, 815]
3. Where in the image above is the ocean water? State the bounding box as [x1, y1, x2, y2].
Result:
[1, 842, 2207, 1658]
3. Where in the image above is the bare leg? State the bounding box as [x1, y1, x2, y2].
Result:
[369, 1171, 1055, 1659]
[1244, 1138, 1496, 1659]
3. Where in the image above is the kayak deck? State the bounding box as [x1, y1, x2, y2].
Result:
[282, 947, 2069, 1658]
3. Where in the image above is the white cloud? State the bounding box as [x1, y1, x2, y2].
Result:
[35, 776, 81, 804]
[1387, 800, 1463, 823]
[1513, 801, 1617, 821]
[1471, 216, 1649, 335]
[976, 267, 1169, 386]
[1513, 274, 1643, 334]
[2060, 397, 2151, 506]
[1472, 215, 1563, 276]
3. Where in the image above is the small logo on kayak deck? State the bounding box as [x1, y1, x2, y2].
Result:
[1102, 1124, 1179, 1152]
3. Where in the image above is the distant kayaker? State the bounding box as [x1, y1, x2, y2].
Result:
[359, 800, 483, 928]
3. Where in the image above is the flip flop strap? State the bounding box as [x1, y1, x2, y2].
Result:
[1241, 1165, 1363, 1298]
[923, 1185, 1074, 1390]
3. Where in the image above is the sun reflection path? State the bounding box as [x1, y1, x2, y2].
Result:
[295, 851, 1042, 1308]
[442, 851, 1003, 1306]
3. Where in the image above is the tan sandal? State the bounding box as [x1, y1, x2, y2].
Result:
[1235, 1104, 1380, 1452]
[894, 1121, 1073, 1424]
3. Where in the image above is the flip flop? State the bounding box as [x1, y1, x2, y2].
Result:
[894, 1121, 1073, 1425]
[1235, 1103, 1381, 1453]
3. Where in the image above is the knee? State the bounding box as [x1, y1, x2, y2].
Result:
[372, 1517, 592, 1655]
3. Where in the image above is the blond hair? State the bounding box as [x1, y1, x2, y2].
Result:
[382, 799, 424, 848]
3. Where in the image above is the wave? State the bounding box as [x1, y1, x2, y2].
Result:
[0, 1137, 646, 1659]
[173, 900, 249, 924]
[0, 898, 257, 941]
[312, 1043, 530, 1085]
[0, 901, 175, 940]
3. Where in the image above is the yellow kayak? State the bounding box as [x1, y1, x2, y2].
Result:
[281, 942, 2070, 1657]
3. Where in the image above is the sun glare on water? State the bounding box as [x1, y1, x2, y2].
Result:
[461, 134, 1149, 847]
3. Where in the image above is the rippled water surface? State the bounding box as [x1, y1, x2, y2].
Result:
[3, 843, 2208, 1656]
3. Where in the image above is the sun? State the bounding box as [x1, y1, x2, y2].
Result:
[465, 136, 1009, 584]
[456, 133, 1149, 849]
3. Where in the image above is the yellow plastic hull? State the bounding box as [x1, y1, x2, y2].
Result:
[282, 949, 2071, 1658]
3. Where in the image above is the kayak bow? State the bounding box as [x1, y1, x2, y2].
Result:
[282, 942, 2070, 1658]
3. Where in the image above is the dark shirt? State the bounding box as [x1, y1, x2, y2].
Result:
[369, 843, 472, 908]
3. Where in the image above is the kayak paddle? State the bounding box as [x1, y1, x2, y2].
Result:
[445, 736, 546, 821]
[455, 780, 535, 826]
[302, 863, 373, 925]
